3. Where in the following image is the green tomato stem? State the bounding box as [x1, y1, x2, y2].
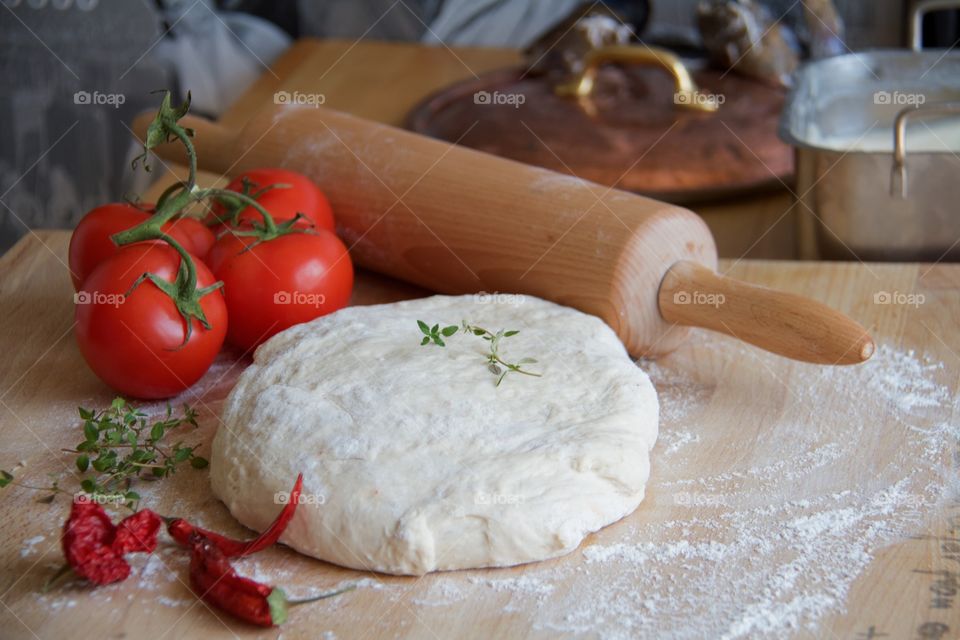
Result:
[168, 120, 198, 191]
[157, 232, 198, 295]
[196, 188, 279, 235]
[111, 186, 196, 247]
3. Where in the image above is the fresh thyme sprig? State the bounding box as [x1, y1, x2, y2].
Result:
[0, 397, 207, 509]
[417, 320, 541, 386]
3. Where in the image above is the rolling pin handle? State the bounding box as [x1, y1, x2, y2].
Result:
[657, 260, 874, 365]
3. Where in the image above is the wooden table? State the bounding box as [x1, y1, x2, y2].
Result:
[1, 37, 954, 640]
[0, 229, 957, 638]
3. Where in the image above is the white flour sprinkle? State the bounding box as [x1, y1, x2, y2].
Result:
[412, 580, 468, 606]
[15, 334, 955, 639]
[401, 337, 957, 639]
[19, 535, 45, 558]
[156, 595, 193, 608]
[658, 429, 701, 456]
[469, 574, 556, 598]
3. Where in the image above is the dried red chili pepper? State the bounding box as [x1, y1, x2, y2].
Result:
[168, 473, 303, 557]
[61, 497, 161, 585]
[187, 533, 352, 627]
[114, 508, 162, 554]
[188, 534, 282, 626]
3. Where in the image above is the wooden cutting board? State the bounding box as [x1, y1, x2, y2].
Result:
[0, 230, 957, 639]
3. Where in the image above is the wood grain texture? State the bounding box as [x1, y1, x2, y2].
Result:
[659, 260, 874, 364]
[135, 101, 869, 362]
[212, 38, 797, 263]
[0, 231, 955, 639]
[136, 106, 718, 359]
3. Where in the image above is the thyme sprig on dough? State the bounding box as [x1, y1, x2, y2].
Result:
[417, 320, 541, 386]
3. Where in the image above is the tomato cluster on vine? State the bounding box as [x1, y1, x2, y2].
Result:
[69, 92, 354, 399]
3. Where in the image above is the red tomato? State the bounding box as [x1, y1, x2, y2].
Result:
[166, 216, 216, 261]
[75, 243, 227, 399]
[208, 168, 335, 233]
[207, 230, 353, 352]
[69, 203, 215, 290]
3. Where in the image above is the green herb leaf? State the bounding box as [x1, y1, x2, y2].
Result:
[7, 397, 208, 504]
[415, 321, 541, 387]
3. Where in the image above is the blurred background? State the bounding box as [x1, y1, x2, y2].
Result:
[2, 0, 959, 260]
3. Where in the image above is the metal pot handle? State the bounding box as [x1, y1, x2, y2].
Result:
[554, 45, 720, 113]
[910, 0, 960, 51]
[891, 101, 960, 198]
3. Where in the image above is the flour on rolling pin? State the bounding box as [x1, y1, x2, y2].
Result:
[152, 106, 878, 366]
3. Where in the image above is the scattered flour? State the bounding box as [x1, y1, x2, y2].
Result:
[14, 335, 956, 639]
[658, 429, 701, 457]
[19, 535, 45, 558]
[397, 336, 957, 639]
[469, 574, 556, 599]
[155, 595, 193, 608]
[412, 580, 468, 607]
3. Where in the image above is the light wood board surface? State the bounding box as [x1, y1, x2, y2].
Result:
[0, 230, 957, 639]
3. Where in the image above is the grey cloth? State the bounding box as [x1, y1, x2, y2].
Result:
[422, 0, 583, 47]
[296, 0, 441, 41]
[152, 0, 290, 115]
[0, 0, 290, 253]
[0, 0, 166, 252]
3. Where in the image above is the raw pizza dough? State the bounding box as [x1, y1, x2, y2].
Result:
[210, 294, 659, 575]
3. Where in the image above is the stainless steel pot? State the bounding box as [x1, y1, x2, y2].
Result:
[779, 0, 960, 261]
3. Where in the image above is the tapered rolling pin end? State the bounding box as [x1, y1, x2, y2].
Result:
[659, 261, 875, 366]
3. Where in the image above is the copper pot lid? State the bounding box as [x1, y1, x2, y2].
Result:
[406, 45, 793, 204]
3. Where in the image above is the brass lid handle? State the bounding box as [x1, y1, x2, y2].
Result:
[555, 45, 720, 113]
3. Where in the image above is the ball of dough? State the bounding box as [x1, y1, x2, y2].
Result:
[211, 294, 658, 575]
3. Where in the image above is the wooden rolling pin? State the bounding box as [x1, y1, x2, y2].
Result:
[134, 104, 873, 365]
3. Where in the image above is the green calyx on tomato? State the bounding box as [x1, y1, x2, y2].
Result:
[111, 90, 313, 346]
[72, 88, 353, 398]
[206, 177, 290, 228]
[110, 90, 224, 347]
[207, 168, 335, 234]
[121, 233, 223, 346]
